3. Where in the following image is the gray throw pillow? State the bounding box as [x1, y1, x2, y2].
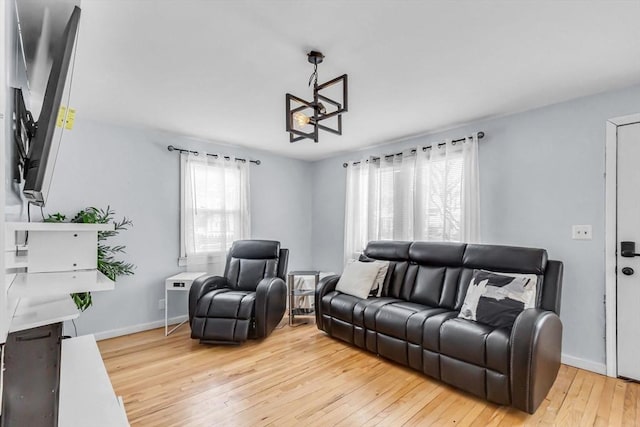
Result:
[356, 256, 390, 297]
[336, 261, 381, 299]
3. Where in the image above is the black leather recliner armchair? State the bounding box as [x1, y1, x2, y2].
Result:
[188, 240, 289, 344]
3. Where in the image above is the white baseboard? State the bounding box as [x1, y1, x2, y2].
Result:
[93, 315, 188, 341]
[561, 353, 607, 375]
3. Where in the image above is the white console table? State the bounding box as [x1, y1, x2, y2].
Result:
[59, 335, 129, 427]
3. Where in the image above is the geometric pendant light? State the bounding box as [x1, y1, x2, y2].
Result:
[286, 51, 348, 143]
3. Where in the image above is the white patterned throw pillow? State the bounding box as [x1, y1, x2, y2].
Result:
[459, 269, 538, 329]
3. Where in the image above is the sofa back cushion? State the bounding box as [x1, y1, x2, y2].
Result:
[459, 244, 547, 308]
[364, 241, 412, 260]
[363, 242, 412, 298]
[408, 242, 466, 309]
[462, 244, 547, 275]
[361, 240, 549, 311]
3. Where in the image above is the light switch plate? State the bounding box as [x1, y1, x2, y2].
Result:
[572, 225, 593, 240]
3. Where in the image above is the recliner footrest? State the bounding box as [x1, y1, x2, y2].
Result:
[191, 290, 256, 343]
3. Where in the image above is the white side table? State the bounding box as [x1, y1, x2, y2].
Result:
[165, 272, 207, 336]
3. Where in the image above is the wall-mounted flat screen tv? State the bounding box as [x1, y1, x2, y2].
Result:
[15, 5, 81, 206]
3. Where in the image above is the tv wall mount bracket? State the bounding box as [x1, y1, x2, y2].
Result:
[12, 87, 37, 183]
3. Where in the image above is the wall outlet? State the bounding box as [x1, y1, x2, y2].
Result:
[158, 299, 165, 310]
[572, 225, 593, 240]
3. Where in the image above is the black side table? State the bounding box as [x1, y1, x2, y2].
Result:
[287, 270, 320, 325]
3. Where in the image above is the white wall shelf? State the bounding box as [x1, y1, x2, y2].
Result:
[5, 251, 28, 269]
[10, 295, 79, 333]
[2, 221, 126, 421]
[59, 335, 130, 426]
[2, 222, 115, 341]
[5, 222, 114, 232]
[6, 222, 115, 274]
[8, 270, 114, 298]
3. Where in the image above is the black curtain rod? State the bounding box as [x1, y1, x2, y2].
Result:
[343, 131, 484, 168]
[167, 145, 261, 165]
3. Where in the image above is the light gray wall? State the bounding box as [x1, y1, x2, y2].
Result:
[45, 119, 312, 336]
[311, 83, 640, 368]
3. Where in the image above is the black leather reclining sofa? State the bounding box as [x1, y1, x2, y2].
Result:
[315, 241, 563, 413]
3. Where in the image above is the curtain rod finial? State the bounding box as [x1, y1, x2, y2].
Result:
[255, 160, 261, 165]
[167, 145, 175, 152]
[478, 131, 485, 139]
[343, 163, 348, 168]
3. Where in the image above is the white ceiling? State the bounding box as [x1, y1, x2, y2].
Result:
[67, 0, 640, 161]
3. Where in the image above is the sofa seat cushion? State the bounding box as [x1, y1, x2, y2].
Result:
[322, 291, 361, 324]
[322, 292, 401, 326]
[373, 302, 449, 342]
[439, 318, 511, 374]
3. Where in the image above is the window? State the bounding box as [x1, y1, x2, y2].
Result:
[344, 136, 480, 263]
[416, 154, 464, 242]
[180, 152, 250, 267]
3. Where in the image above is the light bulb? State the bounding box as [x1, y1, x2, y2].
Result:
[293, 111, 310, 127]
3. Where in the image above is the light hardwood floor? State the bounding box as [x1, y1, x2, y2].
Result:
[98, 322, 640, 426]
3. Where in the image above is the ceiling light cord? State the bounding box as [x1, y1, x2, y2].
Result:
[308, 62, 318, 87]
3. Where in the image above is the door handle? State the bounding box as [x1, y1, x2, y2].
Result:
[621, 241, 640, 257]
[622, 267, 634, 276]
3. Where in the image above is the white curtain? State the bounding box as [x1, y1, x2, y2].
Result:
[461, 134, 480, 243]
[344, 134, 480, 263]
[344, 156, 376, 262]
[182, 152, 250, 273]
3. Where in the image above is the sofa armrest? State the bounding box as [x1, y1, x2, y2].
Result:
[510, 308, 563, 414]
[255, 277, 287, 338]
[541, 260, 563, 314]
[314, 275, 340, 328]
[188, 275, 229, 323]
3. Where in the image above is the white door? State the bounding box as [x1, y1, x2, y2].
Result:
[617, 121, 640, 380]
